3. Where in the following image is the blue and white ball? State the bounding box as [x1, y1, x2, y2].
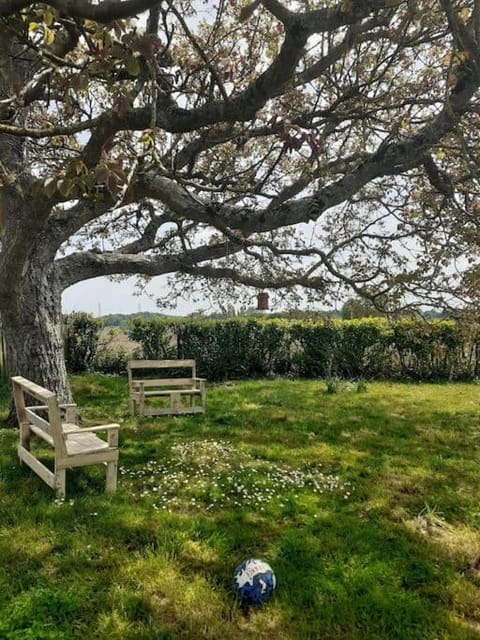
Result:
[233, 558, 276, 605]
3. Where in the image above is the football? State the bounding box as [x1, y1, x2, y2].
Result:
[233, 558, 276, 605]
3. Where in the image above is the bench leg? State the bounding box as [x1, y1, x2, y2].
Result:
[106, 461, 117, 493]
[170, 392, 181, 413]
[129, 397, 135, 416]
[54, 468, 66, 499]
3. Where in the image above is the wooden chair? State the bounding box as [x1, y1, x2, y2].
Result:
[12, 376, 119, 498]
[127, 359, 206, 417]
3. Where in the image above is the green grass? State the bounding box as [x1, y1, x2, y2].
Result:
[1, 375, 480, 639]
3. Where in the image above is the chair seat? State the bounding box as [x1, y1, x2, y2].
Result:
[63, 424, 110, 456]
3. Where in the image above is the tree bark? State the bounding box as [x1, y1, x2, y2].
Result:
[0, 21, 69, 425]
[0, 264, 71, 426]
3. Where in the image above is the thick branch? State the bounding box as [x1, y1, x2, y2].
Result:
[56, 240, 242, 289]
[45, 200, 114, 252]
[0, 0, 161, 22]
[299, 0, 405, 37]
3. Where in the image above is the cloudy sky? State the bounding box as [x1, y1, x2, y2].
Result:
[62, 276, 198, 317]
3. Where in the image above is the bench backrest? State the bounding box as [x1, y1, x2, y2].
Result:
[11, 376, 67, 457]
[127, 359, 197, 388]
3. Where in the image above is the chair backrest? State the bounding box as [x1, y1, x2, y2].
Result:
[11, 376, 67, 457]
[127, 359, 196, 387]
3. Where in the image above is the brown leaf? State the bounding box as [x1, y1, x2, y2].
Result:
[95, 166, 110, 183]
[106, 173, 121, 199]
[113, 94, 130, 116]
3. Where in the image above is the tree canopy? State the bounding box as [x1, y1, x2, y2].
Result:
[0, 0, 479, 405]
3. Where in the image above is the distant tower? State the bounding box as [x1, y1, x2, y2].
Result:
[257, 292, 269, 311]
[98, 302, 102, 317]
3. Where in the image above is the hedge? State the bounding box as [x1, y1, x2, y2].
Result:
[126, 317, 480, 382]
[64, 312, 101, 373]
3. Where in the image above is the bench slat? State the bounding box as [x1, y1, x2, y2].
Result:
[131, 389, 201, 397]
[128, 360, 195, 369]
[132, 378, 195, 387]
[141, 406, 205, 416]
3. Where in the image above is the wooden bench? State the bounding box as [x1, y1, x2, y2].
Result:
[12, 376, 119, 498]
[128, 359, 206, 417]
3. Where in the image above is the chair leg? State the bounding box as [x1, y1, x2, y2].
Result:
[20, 422, 32, 451]
[106, 461, 118, 493]
[55, 468, 66, 499]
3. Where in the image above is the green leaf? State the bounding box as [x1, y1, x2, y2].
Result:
[44, 26, 55, 46]
[57, 178, 74, 198]
[43, 9, 54, 27]
[124, 53, 140, 76]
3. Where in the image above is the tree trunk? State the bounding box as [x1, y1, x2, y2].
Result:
[0, 267, 71, 426]
[0, 24, 71, 426]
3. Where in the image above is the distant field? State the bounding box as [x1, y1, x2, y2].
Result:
[0, 376, 479, 639]
[98, 328, 140, 353]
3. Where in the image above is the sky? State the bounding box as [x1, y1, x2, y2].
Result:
[62, 276, 198, 317]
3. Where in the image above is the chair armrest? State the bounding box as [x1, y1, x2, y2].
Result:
[29, 403, 78, 410]
[193, 378, 207, 383]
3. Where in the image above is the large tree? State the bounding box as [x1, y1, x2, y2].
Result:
[0, 0, 479, 419]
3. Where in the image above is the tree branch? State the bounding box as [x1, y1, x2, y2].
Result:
[139, 63, 480, 234]
[56, 240, 243, 289]
[0, 0, 162, 22]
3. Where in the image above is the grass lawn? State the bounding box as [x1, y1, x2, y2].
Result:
[0, 376, 480, 639]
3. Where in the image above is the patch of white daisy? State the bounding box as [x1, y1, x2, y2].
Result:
[120, 439, 354, 513]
